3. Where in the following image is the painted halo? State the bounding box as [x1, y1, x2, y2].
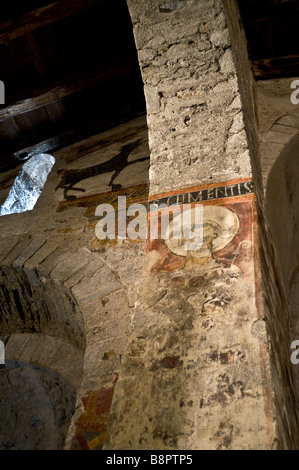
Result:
[165, 205, 240, 259]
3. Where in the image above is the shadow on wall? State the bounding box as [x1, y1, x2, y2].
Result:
[266, 132, 299, 291]
[265, 130, 299, 442]
[0, 261, 86, 450]
[0, 360, 77, 450]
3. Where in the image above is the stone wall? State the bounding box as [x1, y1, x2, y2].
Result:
[253, 79, 299, 449]
[0, 360, 76, 450]
[0, 0, 299, 451]
[0, 116, 150, 450]
[126, 0, 252, 195]
[104, 0, 277, 450]
[224, 2, 299, 449]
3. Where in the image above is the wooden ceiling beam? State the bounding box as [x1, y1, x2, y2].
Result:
[0, 0, 103, 45]
[0, 58, 138, 122]
[252, 54, 299, 79]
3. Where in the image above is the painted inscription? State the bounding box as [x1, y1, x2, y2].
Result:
[151, 181, 254, 207]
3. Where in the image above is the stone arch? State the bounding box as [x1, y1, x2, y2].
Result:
[261, 114, 299, 195]
[264, 123, 299, 439]
[0, 236, 87, 449]
[265, 125, 299, 290]
[0, 4, 150, 449]
[0, 360, 78, 450]
[0, 232, 132, 449]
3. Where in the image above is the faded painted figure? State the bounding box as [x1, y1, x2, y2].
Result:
[55, 139, 148, 200]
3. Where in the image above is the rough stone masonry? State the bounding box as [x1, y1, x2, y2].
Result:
[0, 0, 298, 450]
[103, 0, 278, 450]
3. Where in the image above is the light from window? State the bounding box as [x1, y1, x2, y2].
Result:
[0, 153, 55, 216]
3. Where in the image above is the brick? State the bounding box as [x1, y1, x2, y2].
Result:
[72, 266, 122, 304]
[64, 257, 104, 289]
[24, 240, 59, 270]
[1, 237, 32, 267]
[12, 238, 46, 268]
[81, 290, 130, 325]
[0, 237, 20, 263]
[35, 245, 67, 277]
[50, 249, 92, 282]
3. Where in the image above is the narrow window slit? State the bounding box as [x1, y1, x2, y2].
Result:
[0, 153, 55, 216]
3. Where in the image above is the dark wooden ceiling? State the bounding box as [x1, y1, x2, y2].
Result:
[238, 0, 299, 79]
[0, 0, 146, 173]
[0, 0, 299, 176]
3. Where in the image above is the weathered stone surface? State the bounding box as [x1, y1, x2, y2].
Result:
[256, 79, 299, 191]
[81, 290, 130, 326]
[71, 266, 122, 305]
[0, 115, 150, 450]
[23, 239, 60, 270]
[64, 257, 104, 289]
[127, 0, 253, 196]
[0, 237, 20, 263]
[1, 238, 32, 267]
[0, 360, 76, 450]
[50, 248, 92, 282]
[104, 186, 275, 450]
[81, 335, 130, 391]
[12, 238, 46, 268]
[0, 0, 297, 452]
[5, 333, 84, 388]
[0, 264, 85, 349]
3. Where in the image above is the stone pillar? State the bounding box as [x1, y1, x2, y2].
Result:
[104, 0, 277, 450]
